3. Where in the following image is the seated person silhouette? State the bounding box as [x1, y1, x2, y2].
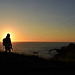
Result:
[3, 33, 13, 53]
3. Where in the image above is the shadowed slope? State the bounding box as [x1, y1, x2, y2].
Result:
[0, 43, 75, 74]
[0, 52, 74, 74]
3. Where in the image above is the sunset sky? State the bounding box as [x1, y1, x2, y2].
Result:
[0, 0, 75, 42]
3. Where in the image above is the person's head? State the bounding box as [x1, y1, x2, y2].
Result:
[6, 33, 10, 38]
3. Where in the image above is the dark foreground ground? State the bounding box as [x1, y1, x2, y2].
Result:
[0, 52, 75, 75]
[0, 43, 75, 75]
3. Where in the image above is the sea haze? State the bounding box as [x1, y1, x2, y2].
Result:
[0, 42, 73, 59]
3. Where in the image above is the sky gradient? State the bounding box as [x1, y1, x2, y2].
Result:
[0, 0, 75, 42]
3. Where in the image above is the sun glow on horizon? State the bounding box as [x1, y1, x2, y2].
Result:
[1, 31, 15, 42]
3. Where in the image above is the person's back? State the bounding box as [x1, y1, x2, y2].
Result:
[3, 33, 12, 53]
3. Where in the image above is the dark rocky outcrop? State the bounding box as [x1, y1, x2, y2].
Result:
[54, 43, 75, 62]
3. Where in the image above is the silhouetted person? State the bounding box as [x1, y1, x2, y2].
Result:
[3, 33, 13, 53]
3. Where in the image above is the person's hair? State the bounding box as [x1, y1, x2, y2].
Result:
[6, 33, 10, 38]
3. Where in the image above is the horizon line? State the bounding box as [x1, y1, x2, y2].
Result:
[0, 41, 75, 43]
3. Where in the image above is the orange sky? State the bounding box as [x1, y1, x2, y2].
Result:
[0, 0, 75, 42]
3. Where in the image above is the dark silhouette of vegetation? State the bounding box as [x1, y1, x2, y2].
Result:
[0, 43, 75, 74]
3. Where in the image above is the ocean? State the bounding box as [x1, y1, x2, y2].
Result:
[0, 42, 73, 59]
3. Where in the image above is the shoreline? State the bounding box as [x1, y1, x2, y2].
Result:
[0, 43, 75, 74]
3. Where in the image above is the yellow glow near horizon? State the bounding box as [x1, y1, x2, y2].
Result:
[0, 24, 75, 42]
[1, 31, 14, 42]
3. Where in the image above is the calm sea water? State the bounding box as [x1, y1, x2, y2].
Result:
[0, 42, 73, 59]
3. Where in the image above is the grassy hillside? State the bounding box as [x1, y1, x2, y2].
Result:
[0, 43, 75, 74]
